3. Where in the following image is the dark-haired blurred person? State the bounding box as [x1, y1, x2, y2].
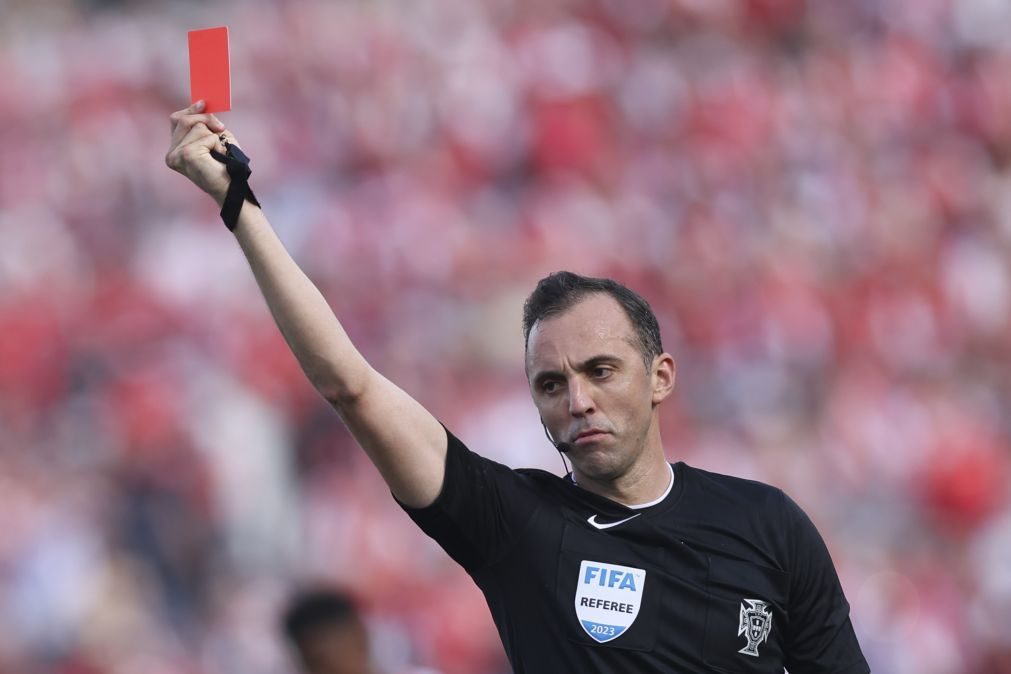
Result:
[281, 589, 441, 674]
[282, 589, 373, 674]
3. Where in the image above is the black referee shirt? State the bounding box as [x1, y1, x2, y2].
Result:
[402, 430, 870, 673]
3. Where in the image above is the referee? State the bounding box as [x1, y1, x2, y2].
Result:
[167, 102, 870, 673]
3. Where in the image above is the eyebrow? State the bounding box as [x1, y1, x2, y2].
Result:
[531, 354, 624, 387]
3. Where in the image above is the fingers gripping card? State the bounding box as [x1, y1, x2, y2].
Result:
[188, 26, 231, 113]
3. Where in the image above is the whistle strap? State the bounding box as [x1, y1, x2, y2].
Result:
[210, 140, 261, 231]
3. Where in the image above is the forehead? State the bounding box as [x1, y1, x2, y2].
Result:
[525, 293, 638, 370]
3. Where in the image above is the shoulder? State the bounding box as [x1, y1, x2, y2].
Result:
[679, 462, 788, 513]
[516, 466, 568, 485]
[681, 465, 816, 536]
[675, 463, 802, 565]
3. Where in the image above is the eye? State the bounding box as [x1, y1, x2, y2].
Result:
[592, 366, 613, 379]
[542, 380, 560, 394]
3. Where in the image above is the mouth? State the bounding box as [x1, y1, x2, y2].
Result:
[572, 429, 610, 445]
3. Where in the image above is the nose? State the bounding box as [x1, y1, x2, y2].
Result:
[568, 378, 595, 417]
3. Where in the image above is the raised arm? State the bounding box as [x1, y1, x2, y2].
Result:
[165, 101, 446, 508]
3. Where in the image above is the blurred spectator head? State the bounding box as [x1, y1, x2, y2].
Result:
[281, 588, 374, 674]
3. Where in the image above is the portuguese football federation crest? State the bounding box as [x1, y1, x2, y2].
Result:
[574, 560, 646, 643]
[738, 599, 773, 657]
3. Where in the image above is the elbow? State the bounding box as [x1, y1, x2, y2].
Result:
[315, 369, 371, 411]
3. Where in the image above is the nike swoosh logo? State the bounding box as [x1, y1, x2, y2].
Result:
[587, 514, 641, 530]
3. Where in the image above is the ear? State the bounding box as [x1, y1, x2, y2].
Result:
[650, 353, 676, 405]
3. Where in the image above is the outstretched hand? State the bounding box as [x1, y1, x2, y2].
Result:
[165, 100, 241, 205]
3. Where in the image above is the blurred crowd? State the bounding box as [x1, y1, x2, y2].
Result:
[1, 0, 1010, 672]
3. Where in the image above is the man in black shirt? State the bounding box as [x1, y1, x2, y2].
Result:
[166, 102, 869, 673]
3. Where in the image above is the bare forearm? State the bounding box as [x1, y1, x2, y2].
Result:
[230, 203, 369, 403]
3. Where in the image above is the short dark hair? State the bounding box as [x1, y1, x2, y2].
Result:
[281, 588, 360, 645]
[522, 271, 663, 367]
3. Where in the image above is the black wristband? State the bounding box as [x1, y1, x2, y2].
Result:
[209, 141, 261, 231]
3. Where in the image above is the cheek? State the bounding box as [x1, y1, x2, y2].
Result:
[533, 396, 560, 423]
[612, 379, 653, 422]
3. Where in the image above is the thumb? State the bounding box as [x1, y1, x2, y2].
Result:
[218, 129, 241, 149]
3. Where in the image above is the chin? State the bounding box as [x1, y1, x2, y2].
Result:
[570, 448, 626, 481]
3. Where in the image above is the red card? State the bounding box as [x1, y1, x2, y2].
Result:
[188, 26, 231, 113]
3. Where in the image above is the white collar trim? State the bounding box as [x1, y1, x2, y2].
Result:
[571, 462, 676, 509]
[627, 462, 675, 510]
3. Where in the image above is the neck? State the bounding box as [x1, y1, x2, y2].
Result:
[573, 443, 672, 507]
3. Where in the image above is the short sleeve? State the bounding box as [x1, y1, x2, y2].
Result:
[398, 428, 540, 575]
[782, 493, 870, 673]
